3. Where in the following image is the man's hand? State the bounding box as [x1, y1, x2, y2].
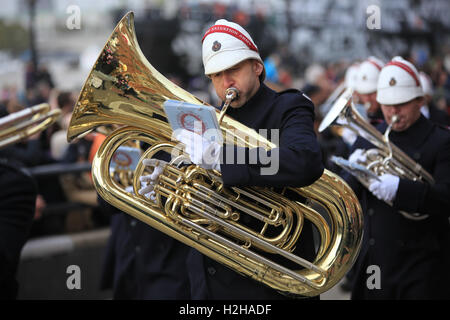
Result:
[348, 148, 367, 164]
[368, 173, 400, 203]
[341, 128, 357, 146]
[175, 129, 221, 171]
[138, 159, 167, 200]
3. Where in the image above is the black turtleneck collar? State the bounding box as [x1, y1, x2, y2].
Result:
[223, 82, 272, 116]
[368, 108, 384, 126]
[382, 114, 433, 148]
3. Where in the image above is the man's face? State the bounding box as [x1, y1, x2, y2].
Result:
[209, 59, 263, 108]
[381, 97, 423, 132]
[359, 92, 379, 114]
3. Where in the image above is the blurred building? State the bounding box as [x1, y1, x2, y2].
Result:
[1, 0, 449, 93]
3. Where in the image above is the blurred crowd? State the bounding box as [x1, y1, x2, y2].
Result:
[0, 62, 108, 238]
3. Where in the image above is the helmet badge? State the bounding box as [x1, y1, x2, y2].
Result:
[212, 41, 221, 52]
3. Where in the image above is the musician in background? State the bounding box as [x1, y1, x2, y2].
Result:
[419, 71, 450, 127]
[343, 56, 450, 299]
[354, 56, 385, 126]
[140, 19, 324, 299]
[337, 57, 384, 166]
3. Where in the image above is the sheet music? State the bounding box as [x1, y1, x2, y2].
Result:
[163, 99, 223, 143]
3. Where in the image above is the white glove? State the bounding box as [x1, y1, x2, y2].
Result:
[138, 159, 167, 201]
[368, 173, 400, 203]
[348, 148, 367, 164]
[341, 128, 357, 146]
[175, 129, 221, 171]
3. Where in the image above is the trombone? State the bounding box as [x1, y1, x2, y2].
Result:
[319, 88, 434, 220]
[0, 103, 61, 149]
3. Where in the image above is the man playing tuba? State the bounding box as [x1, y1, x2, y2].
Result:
[140, 18, 324, 299]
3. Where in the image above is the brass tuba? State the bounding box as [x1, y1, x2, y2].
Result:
[318, 87, 434, 220]
[0, 103, 61, 149]
[67, 12, 363, 297]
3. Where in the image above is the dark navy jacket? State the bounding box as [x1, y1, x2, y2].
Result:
[100, 150, 192, 299]
[187, 83, 324, 299]
[342, 115, 450, 299]
[220, 83, 323, 188]
[0, 158, 36, 299]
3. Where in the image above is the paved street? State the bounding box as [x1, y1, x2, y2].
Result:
[321, 279, 351, 300]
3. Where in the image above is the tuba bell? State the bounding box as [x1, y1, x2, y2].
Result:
[318, 87, 434, 220]
[67, 11, 363, 297]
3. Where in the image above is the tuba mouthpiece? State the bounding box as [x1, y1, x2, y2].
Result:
[218, 87, 240, 125]
[225, 87, 239, 101]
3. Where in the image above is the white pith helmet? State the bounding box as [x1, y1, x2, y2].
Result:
[202, 19, 265, 80]
[344, 63, 360, 90]
[419, 71, 434, 96]
[354, 56, 384, 95]
[376, 56, 424, 105]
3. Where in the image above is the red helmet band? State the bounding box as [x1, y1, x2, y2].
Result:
[202, 25, 258, 52]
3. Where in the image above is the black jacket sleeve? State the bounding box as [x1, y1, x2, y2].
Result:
[394, 136, 450, 217]
[0, 164, 36, 299]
